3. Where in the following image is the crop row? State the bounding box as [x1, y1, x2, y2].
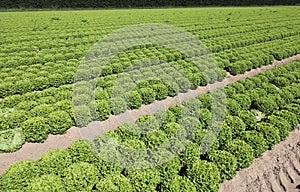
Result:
[0, 30, 299, 98]
[1, 18, 298, 61]
[2, 11, 297, 48]
[1, 12, 299, 64]
[0, 55, 299, 149]
[0, 13, 299, 98]
[1, 60, 300, 191]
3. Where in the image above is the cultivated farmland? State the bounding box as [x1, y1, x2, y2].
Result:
[0, 6, 300, 191]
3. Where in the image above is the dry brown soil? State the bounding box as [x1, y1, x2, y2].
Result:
[219, 126, 300, 192]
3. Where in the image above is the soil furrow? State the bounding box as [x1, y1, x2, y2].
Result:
[219, 126, 300, 192]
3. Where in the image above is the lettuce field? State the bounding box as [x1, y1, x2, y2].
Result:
[0, 6, 300, 191]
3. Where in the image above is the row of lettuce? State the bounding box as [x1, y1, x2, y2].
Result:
[1, 12, 299, 58]
[2, 11, 297, 59]
[0, 54, 299, 151]
[0, 36, 299, 99]
[1, 60, 300, 191]
[0, 13, 300, 97]
[0, 31, 299, 99]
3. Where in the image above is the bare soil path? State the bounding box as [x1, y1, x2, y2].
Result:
[219, 126, 300, 192]
[0, 54, 300, 175]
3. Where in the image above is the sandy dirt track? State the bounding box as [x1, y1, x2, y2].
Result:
[0, 54, 300, 175]
[219, 126, 300, 192]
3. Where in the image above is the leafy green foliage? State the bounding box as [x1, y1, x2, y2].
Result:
[224, 139, 254, 170]
[111, 97, 127, 115]
[175, 77, 191, 92]
[95, 89, 109, 100]
[125, 168, 161, 192]
[238, 130, 268, 158]
[95, 100, 111, 121]
[0, 160, 38, 190]
[140, 88, 156, 104]
[21, 117, 50, 142]
[261, 83, 278, 94]
[128, 91, 142, 109]
[73, 105, 92, 127]
[233, 94, 251, 110]
[36, 149, 72, 176]
[153, 110, 176, 127]
[151, 83, 168, 100]
[160, 175, 197, 192]
[197, 94, 213, 109]
[5, 110, 28, 129]
[218, 124, 233, 148]
[27, 174, 66, 192]
[16, 101, 38, 111]
[266, 115, 290, 141]
[253, 96, 279, 115]
[96, 174, 133, 192]
[1, 9, 300, 192]
[180, 142, 200, 168]
[142, 129, 168, 148]
[273, 110, 298, 130]
[198, 108, 212, 126]
[1, 0, 298, 8]
[187, 160, 220, 192]
[0, 128, 25, 152]
[48, 111, 74, 134]
[237, 110, 257, 129]
[223, 115, 246, 138]
[255, 122, 280, 149]
[246, 88, 267, 104]
[63, 162, 98, 192]
[168, 104, 184, 123]
[165, 82, 179, 97]
[157, 156, 181, 181]
[29, 104, 55, 117]
[208, 150, 237, 181]
[67, 140, 99, 164]
[226, 98, 242, 116]
[284, 103, 300, 121]
[136, 114, 159, 133]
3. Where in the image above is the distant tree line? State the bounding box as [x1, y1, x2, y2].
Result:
[0, 0, 299, 9]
